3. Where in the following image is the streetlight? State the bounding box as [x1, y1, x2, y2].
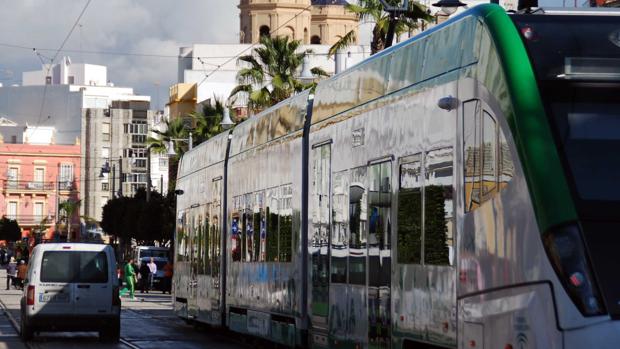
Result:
[378, 0, 411, 49]
[221, 108, 235, 130]
[167, 133, 193, 157]
[431, 0, 466, 15]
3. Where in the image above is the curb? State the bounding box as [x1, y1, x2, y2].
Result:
[0, 295, 34, 349]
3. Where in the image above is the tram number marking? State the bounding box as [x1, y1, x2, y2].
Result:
[352, 128, 365, 147]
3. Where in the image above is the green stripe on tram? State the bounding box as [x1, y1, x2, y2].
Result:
[478, 4, 577, 231]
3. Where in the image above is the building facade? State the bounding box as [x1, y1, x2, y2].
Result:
[0, 59, 168, 222]
[0, 139, 80, 240]
[239, 0, 358, 46]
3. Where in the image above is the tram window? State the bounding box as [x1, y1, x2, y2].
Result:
[481, 111, 497, 201]
[279, 184, 293, 262]
[424, 148, 454, 266]
[464, 100, 481, 212]
[397, 155, 422, 264]
[349, 166, 367, 285]
[231, 213, 241, 262]
[244, 193, 252, 262]
[197, 214, 204, 275]
[331, 171, 349, 283]
[311, 144, 331, 316]
[499, 129, 514, 188]
[252, 191, 264, 262]
[177, 212, 187, 262]
[368, 161, 392, 287]
[266, 188, 279, 262]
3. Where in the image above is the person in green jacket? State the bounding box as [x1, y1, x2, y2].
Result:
[124, 258, 137, 299]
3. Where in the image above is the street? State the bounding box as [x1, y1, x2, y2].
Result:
[0, 270, 249, 349]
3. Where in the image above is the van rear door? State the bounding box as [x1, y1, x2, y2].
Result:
[73, 250, 113, 315]
[36, 251, 74, 316]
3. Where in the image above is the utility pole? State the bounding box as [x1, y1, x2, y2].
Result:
[111, 164, 116, 198]
[146, 148, 152, 202]
[119, 158, 123, 197]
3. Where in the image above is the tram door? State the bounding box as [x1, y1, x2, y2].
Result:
[367, 161, 392, 349]
[310, 143, 331, 344]
[188, 209, 199, 317]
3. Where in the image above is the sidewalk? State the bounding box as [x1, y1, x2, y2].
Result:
[0, 269, 29, 349]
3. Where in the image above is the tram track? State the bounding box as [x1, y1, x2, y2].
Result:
[1, 296, 143, 349]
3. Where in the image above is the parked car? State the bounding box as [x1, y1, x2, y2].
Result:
[20, 243, 120, 342]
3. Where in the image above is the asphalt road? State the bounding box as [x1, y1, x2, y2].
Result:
[0, 270, 249, 349]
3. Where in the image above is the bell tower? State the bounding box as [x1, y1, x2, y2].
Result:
[239, 0, 313, 44]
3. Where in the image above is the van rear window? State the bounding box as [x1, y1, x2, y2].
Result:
[41, 251, 108, 283]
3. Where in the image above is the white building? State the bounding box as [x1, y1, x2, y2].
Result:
[0, 58, 168, 221]
[177, 44, 371, 105]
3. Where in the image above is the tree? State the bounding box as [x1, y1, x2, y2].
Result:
[328, 0, 431, 56]
[191, 98, 229, 144]
[0, 217, 21, 242]
[230, 35, 326, 114]
[58, 199, 81, 241]
[147, 117, 190, 192]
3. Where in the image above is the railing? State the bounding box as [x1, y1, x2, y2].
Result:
[57, 180, 75, 191]
[3, 180, 55, 191]
[12, 214, 56, 226]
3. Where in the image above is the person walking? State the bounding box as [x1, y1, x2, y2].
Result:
[5, 257, 17, 290]
[139, 261, 150, 293]
[163, 261, 173, 294]
[147, 258, 157, 291]
[124, 258, 137, 300]
[16, 260, 28, 290]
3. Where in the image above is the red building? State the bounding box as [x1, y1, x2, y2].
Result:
[0, 143, 81, 241]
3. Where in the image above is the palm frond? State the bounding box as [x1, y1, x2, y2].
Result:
[328, 30, 358, 58]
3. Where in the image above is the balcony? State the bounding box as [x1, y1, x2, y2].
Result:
[10, 214, 56, 226]
[3, 180, 55, 193]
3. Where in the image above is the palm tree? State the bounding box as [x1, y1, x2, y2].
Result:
[147, 117, 190, 193]
[230, 35, 326, 114]
[191, 98, 228, 144]
[59, 199, 81, 242]
[328, 0, 431, 56]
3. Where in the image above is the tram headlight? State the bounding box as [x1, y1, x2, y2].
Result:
[543, 224, 605, 316]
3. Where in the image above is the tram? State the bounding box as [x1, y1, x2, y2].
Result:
[173, 4, 620, 348]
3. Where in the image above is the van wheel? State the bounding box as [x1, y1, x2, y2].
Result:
[20, 319, 33, 341]
[99, 323, 120, 343]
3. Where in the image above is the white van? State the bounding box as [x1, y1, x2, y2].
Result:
[20, 243, 120, 342]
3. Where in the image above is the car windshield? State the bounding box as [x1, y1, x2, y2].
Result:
[140, 250, 168, 258]
[41, 251, 108, 283]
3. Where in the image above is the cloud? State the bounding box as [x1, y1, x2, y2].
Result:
[0, 0, 239, 107]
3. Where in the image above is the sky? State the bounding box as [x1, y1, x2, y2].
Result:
[0, 0, 242, 109]
[0, 0, 563, 110]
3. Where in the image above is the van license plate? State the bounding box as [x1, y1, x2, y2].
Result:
[39, 293, 70, 303]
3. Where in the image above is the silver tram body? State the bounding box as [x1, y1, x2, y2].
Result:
[174, 5, 620, 348]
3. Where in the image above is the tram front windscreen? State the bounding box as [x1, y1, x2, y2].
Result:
[513, 14, 620, 317]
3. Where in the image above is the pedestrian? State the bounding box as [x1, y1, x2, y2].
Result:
[163, 260, 173, 294]
[5, 257, 17, 290]
[147, 257, 157, 291]
[16, 260, 28, 290]
[124, 258, 137, 300]
[139, 260, 150, 293]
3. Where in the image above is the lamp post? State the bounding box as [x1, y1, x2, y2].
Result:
[378, 0, 411, 49]
[431, 0, 466, 16]
[167, 133, 193, 157]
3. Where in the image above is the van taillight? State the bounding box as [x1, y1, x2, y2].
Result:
[112, 286, 121, 306]
[26, 285, 35, 305]
[543, 223, 605, 316]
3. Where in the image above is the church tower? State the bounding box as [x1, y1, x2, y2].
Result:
[239, 0, 313, 44]
[239, 0, 359, 46]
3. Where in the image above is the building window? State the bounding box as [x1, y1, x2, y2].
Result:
[7, 167, 19, 188]
[132, 135, 146, 144]
[159, 158, 168, 169]
[311, 35, 322, 44]
[68, 76, 75, 84]
[45, 76, 52, 85]
[259, 25, 271, 38]
[33, 202, 44, 222]
[59, 163, 74, 186]
[102, 182, 109, 191]
[7, 201, 17, 219]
